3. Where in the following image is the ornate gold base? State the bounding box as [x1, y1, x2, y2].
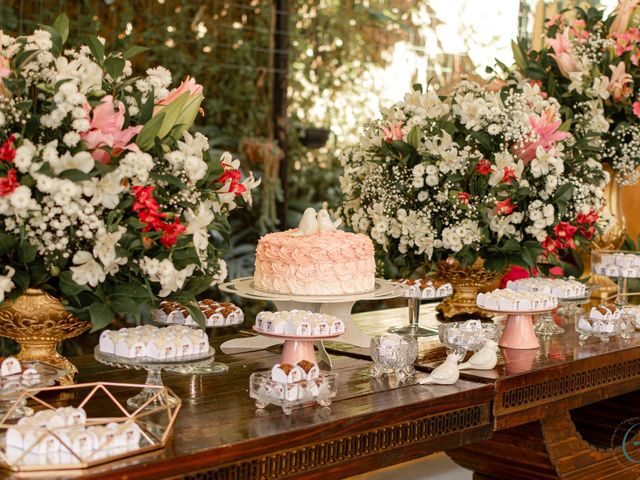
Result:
[15, 341, 77, 385]
[436, 259, 502, 321]
[0, 289, 90, 385]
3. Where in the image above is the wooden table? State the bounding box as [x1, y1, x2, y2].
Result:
[344, 306, 640, 480]
[3, 305, 640, 479]
[0, 330, 493, 480]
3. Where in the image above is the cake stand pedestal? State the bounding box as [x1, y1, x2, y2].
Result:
[388, 295, 450, 337]
[481, 308, 554, 350]
[94, 347, 215, 410]
[219, 278, 406, 368]
[534, 293, 590, 336]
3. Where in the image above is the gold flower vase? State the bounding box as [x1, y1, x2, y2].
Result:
[0, 289, 91, 385]
[579, 165, 626, 300]
[435, 259, 502, 320]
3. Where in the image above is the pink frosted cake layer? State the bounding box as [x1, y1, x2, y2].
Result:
[254, 229, 376, 295]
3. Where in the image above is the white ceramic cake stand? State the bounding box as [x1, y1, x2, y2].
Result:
[479, 306, 555, 350]
[219, 277, 407, 368]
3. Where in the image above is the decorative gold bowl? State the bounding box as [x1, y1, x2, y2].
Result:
[435, 259, 502, 320]
[0, 289, 91, 384]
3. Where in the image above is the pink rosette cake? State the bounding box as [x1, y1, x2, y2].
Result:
[254, 208, 376, 295]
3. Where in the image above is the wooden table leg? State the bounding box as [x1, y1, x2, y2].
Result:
[447, 405, 640, 479]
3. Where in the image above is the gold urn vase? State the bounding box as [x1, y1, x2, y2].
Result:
[580, 165, 627, 300]
[435, 259, 502, 320]
[0, 289, 91, 384]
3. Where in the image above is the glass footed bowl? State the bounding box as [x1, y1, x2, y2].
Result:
[438, 319, 500, 354]
[575, 314, 634, 343]
[369, 335, 418, 381]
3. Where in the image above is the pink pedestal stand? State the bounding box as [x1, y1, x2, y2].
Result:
[482, 308, 554, 350]
[252, 328, 342, 366]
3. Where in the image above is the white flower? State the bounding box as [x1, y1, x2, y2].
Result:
[63, 131, 81, 147]
[14, 140, 36, 173]
[85, 172, 125, 208]
[0, 267, 15, 303]
[9, 186, 31, 213]
[139, 257, 196, 297]
[93, 226, 127, 274]
[70, 251, 106, 287]
[119, 151, 154, 184]
[489, 152, 523, 186]
[210, 259, 228, 286]
[185, 202, 215, 256]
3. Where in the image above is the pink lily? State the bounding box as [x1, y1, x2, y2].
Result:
[633, 101, 640, 118]
[608, 61, 633, 102]
[517, 107, 569, 162]
[81, 95, 143, 164]
[611, 0, 640, 34]
[546, 30, 579, 78]
[380, 122, 404, 142]
[155, 76, 204, 115]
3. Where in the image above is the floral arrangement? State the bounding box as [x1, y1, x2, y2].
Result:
[339, 81, 608, 278]
[511, 1, 640, 184]
[0, 16, 259, 329]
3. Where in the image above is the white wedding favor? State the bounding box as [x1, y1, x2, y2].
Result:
[255, 310, 345, 337]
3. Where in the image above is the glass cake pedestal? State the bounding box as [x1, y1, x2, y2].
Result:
[248, 327, 342, 414]
[388, 292, 451, 337]
[479, 307, 555, 350]
[94, 347, 215, 410]
[533, 292, 591, 336]
[219, 277, 407, 368]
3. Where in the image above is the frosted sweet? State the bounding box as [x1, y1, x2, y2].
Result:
[395, 279, 453, 299]
[477, 288, 557, 312]
[592, 252, 640, 278]
[156, 300, 244, 327]
[255, 310, 345, 337]
[506, 277, 587, 300]
[254, 229, 376, 296]
[98, 325, 209, 360]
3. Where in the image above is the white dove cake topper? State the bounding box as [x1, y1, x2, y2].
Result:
[292, 208, 342, 236]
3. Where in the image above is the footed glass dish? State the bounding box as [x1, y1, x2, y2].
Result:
[369, 335, 418, 382]
[438, 320, 499, 355]
[249, 371, 337, 415]
[575, 314, 634, 343]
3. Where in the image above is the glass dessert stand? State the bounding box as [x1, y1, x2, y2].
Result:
[219, 277, 407, 368]
[388, 292, 451, 337]
[94, 347, 215, 410]
[154, 312, 235, 376]
[0, 363, 65, 419]
[248, 328, 341, 414]
[479, 307, 555, 350]
[533, 292, 590, 336]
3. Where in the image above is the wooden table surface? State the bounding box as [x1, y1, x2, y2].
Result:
[0, 329, 493, 480]
[3, 304, 640, 479]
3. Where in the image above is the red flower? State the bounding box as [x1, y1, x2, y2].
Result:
[132, 186, 161, 213]
[0, 168, 17, 196]
[218, 169, 246, 195]
[500, 265, 537, 289]
[576, 211, 598, 224]
[457, 192, 470, 204]
[502, 166, 518, 184]
[549, 266, 565, 277]
[495, 198, 515, 215]
[0, 134, 16, 163]
[553, 222, 578, 240]
[475, 159, 493, 175]
[542, 236, 562, 255]
[159, 218, 186, 248]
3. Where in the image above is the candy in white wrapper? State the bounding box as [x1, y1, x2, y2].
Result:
[0, 357, 21, 377]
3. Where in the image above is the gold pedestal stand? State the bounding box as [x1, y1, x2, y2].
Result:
[0, 289, 91, 385]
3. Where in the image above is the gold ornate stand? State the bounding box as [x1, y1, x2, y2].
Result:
[436, 259, 502, 320]
[580, 166, 627, 300]
[0, 289, 91, 384]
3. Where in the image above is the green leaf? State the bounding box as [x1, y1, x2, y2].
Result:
[38, 25, 62, 56]
[553, 183, 574, 203]
[86, 36, 105, 65]
[11, 270, 29, 290]
[136, 111, 165, 151]
[512, 39, 529, 71]
[109, 295, 141, 317]
[59, 169, 92, 182]
[104, 56, 125, 81]
[13, 50, 38, 70]
[17, 241, 37, 264]
[53, 13, 70, 44]
[184, 302, 207, 329]
[406, 125, 420, 149]
[138, 89, 155, 124]
[123, 45, 148, 60]
[156, 91, 190, 139]
[169, 93, 204, 140]
[59, 271, 89, 296]
[89, 302, 115, 332]
[0, 233, 17, 256]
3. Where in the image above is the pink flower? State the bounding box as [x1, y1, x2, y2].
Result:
[0, 56, 9, 81]
[545, 14, 563, 28]
[380, 122, 404, 142]
[495, 198, 515, 216]
[548, 266, 565, 277]
[81, 95, 142, 164]
[546, 30, 579, 78]
[457, 192, 470, 204]
[633, 101, 640, 118]
[155, 76, 204, 114]
[611, 0, 640, 34]
[518, 107, 569, 162]
[608, 62, 633, 102]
